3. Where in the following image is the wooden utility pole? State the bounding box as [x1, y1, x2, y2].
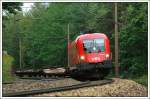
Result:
[115, 3, 119, 77]
[19, 38, 22, 70]
[14, 16, 22, 70]
[67, 23, 70, 67]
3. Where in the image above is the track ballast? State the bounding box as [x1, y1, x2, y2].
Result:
[3, 79, 113, 97]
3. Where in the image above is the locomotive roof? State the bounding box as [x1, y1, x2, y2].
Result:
[75, 33, 108, 42]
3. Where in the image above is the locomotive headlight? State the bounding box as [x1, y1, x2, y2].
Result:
[93, 47, 96, 51]
[106, 54, 110, 58]
[80, 56, 85, 60]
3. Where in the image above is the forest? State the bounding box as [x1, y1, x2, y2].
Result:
[2, 2, 148, 85]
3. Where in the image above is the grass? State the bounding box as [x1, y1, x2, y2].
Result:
[131, 75, 148, 87]
[2, 53, 16, 83]
[107, 71, 148, 87]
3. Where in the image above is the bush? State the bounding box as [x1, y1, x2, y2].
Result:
[2, 52, 16, 82]
[131, 75, 148, 87]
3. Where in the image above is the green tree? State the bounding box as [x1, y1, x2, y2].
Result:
[119, 3, 148, 77]
[2, 2, 22, 14]
[3, 3, 148, 80]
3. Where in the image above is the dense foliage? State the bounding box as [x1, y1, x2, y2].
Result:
[2, 2, 22, 14]
[3, 3, 148, 78]
[119, 3, 148, 77]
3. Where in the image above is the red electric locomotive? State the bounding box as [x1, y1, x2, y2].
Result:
[68, 33, 112, 79]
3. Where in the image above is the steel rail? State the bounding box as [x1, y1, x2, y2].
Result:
[19, 77, 67, 81]
[2, 82, 14, 84]
[3, 79, 113, 97]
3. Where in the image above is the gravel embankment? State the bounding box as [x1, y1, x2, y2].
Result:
[2, 78, 82, 94]
[33, 78, 148, 97]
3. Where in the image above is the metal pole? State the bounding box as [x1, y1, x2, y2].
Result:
[67, 23, 70, 67]
[115, 3, 119, 77]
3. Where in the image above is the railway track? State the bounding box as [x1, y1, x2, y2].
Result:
[3, 79, 113, 97]
[19, 76, 68, 81]
[2, 82, 14, 84]
[3, 76, 67, 85]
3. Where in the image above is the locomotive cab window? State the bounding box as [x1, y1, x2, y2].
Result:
[83, 38, 105, 53]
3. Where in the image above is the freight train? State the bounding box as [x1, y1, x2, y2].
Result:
[68, 33, 112, 79]
[15, 33, 112, 80]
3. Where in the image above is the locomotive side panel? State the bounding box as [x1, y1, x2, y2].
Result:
[69, 41, 80, 66]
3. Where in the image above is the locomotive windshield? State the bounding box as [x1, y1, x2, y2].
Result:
[83, 38, 105, 53]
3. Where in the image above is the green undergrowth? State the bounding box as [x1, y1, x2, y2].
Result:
[120, 73, 148, 87]
[107, 71, 148, 87]
[130, 75, 148, 87]
[3, 53, 16, 83]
